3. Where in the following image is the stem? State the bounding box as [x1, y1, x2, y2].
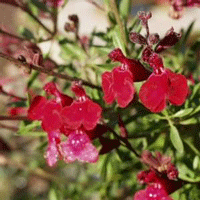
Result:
[0, 28, 27, 42]
[20, 6, 53, 35]
[1, 88, 27, 101]
[109, 0, 128, 47]
[86, 0, 105, 11]
[0, 123, 18, 131]
[0, 52, 102, 90]
[106, 125, 140, 158]
[0, 116, 29, 121]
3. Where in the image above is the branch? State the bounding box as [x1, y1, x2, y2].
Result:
[1, 87, 27, 101]
[20, 6, 53, 36]
[0, 52, 102, 90]
[105, 125, 140, 158]
[0, 28, 27, 42]
[0, 122, 18, 131]
[0, 116, 29, 121]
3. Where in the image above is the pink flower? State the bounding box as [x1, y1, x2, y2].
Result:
[60, 129, 99, 163]
[102, 48, 151, 108]
[134, 184, 173, 200]
[61, 83, 102, 130]
[139, 52, 188, 113]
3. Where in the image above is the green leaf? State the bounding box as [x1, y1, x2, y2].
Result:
[190, 83, 200, 100]
[48, 188, 59, 200]
[60, 43, 87, 61]
[112, 25, 126, 55]
[18, 121, 46, 136]
[180, 118, 199, 125]
[169, 124, 184, 153]
[193, 156, 199, 169]
[172, 108, 194, 118]
[119, 0, 131, 21]
[19, 27, 35, 40]
[31, 0, 50, 13]
[189, 185, 200, 200]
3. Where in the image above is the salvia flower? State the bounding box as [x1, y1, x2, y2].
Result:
[139, 52, 189, 113]
[60, 129, 99, 163]
[28, 82, 102, 166]
[134, 151, 182, 200]
[102, 48, 151, 108]
[61, 82, 102, 130]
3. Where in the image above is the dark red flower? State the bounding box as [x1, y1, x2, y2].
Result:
[102, 48, 151, 108]
[155, 27, 181, 53]
[62, 83, 102, 130]
[139, 53, 188, 113]
[60, 129, 99, 163]
[108, 48, 151, 82]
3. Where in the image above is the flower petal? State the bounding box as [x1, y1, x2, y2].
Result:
[139, 73, 168, 112]
[60, 131, 99, 163]
[102, 71, 115, 105]
[112, 67, 135, 108]
[42, 100, 62, 132]
[166, 69, 189, 105]
[28, 96, 47, 120]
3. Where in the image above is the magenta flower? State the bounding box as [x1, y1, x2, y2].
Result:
[61, 83, 102, 130]
[45, 131, 61, 167]
[134, 184, 173, 200]
[102, 48, 151, 108]
[60, 129, 99, 163]
[139, 52, 188, 113]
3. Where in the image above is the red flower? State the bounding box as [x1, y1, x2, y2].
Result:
[134, 151, 183, 200]
[139, 53, 188, 113]
[60, 129, 99, 163]
[102, 48, 151, 108]
[102, 67, 135, 108]
[62, 83, 102, 130]
[28, 82, 102, 166]
[134, 184, 173, 200]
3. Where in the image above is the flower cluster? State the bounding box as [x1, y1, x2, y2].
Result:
[102, 48, 151, 108]
[102, 11, 189, 113]
[28, 82, 103, 166]
[134, 151, 182, 200]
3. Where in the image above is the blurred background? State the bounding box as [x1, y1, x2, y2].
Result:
[0, 0, 200, 199]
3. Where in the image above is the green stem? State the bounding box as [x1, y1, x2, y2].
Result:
[109, 0, 128, 48]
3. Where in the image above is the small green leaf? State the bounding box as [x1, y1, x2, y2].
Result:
[112, 25, 126, 55]
[18, 121, 45, 136]
[172, 108, 194, 118]
[180, 118, 199, 125]
[190, 83, 200, 100]
[169, 124, 184, 153]
[19, 27, 35, 40]
[193, 156, 199, 169]
[119, 0, 131, 21]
